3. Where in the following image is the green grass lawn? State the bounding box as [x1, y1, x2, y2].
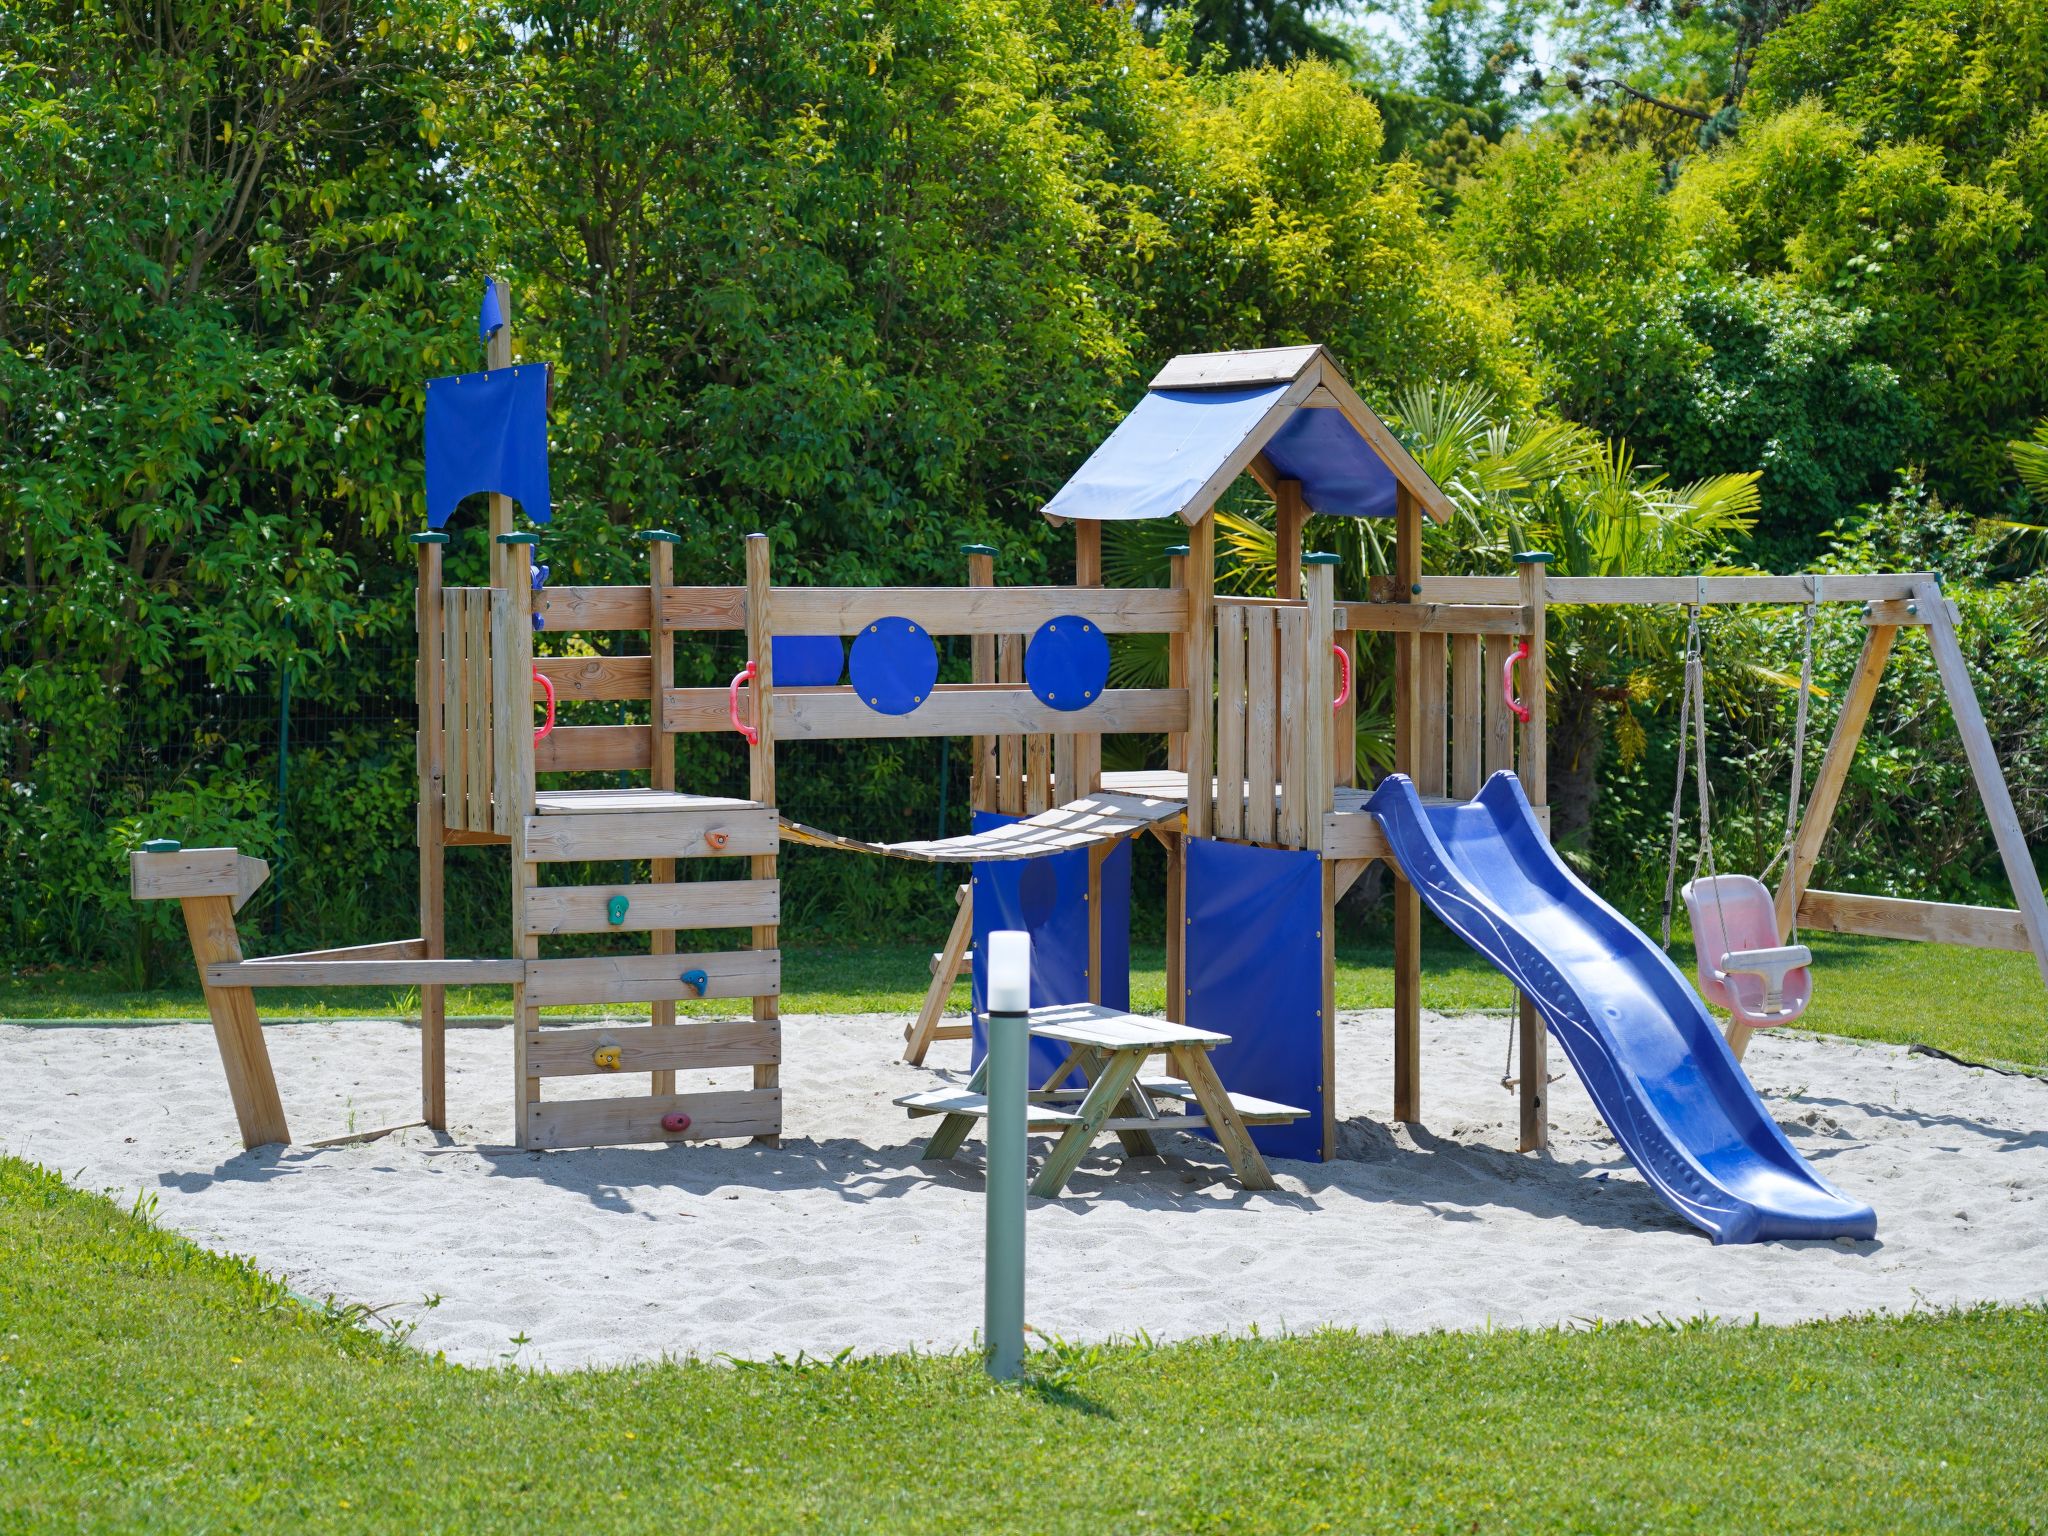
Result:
[9, 925, 2042, 1069]
[1, 1157, 2042, 1534]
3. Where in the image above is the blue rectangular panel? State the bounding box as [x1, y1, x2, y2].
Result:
[1184, 838, 1326, 1162]
[970, 811, 1130, 1084]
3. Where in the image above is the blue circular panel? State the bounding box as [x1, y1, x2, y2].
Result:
[1024, 615, 1110, 712]
[772, 633, 844, 687]
[848, 617, 939, 716]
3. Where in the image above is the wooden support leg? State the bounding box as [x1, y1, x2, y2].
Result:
[1173, 1045, 1275, 1191]
[1392, 878, 1421, 1124]
[179, 895, 290, 1149]
[906, 884, 973, 1066]
[1031, 1049, 1146, 1198]
[1517, 994, 1547, 1152]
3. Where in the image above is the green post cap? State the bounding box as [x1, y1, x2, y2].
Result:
[1302, 552, 1341, 567]
[141, 838, 182, 854]
[495, 532, 540, 546]
[636, 529, 682, 544]
[1511, 551, 1555, 565]
[959, 542, 999, 557]
[408, 531, 450, 545]
[1164, 545, 1190, 557]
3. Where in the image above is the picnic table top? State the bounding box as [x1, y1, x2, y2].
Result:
[1016, 1002, 1231, 1051]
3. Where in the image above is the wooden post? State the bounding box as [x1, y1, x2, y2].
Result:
[745, 532, 781, 1146]
[1391, 487, 1423, 1124]
[964, 543, 998, 811]
[1274, 478, 1306, 605]
[1914, 582, 2048, 990]
[481, 282, 544, 1148]
[645, 530, 680, 1097]
[1166, 544, 1189, 774]
[181, 895, 290, 1149]
[413, 531, 449, 1130]
[1184, 512, 1215, 838]
[1514, 551, 1550, 1151]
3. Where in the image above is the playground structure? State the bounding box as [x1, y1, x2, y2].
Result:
[132, 290, 2048, 1243]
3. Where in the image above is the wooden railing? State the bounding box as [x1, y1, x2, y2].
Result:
[1202, 563, 1337, 849]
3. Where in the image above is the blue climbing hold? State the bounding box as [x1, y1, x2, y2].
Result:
[680, 968, 709, 997]
[848, 617, 938, 716]
[1024, 615, 1110, 712]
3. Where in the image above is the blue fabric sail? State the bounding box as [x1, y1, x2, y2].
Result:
[424, 364, 551, 529]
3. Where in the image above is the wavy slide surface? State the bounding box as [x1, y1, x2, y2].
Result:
[1367, 771, 1876, 1244]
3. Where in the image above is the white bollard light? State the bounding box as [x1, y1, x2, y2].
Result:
[984, 929, 1030, 1380]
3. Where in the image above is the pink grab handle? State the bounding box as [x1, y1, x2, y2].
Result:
[532, 668, 556, 743]
[729, 661, 759, 745]
[1503, 640, 1532, 724]
[1331, 641, 1352, 710]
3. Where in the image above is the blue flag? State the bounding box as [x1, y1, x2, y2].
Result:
[423, 364, 551, 528]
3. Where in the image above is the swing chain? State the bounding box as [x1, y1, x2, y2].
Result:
[1758, 579, 1819, 946]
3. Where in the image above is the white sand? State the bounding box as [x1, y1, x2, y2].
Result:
[3, 1011, 2043, 1368]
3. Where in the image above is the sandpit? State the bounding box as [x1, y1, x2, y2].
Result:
[3, 1010, 2042, 1368]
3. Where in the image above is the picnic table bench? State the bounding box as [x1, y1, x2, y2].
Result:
[895, 1003, 1306, 1197]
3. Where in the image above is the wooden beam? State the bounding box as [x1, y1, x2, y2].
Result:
[523, 879, 779, 935]
[745, 532, 783, 1147]
[519, 807, 777, 863]
[532, 654, 652, 701]
[534, 724, 653, 774]
[1274, 479, 1305, 603]
[525, 1018, 781, 1078]
[417, 536, 448, 1130]
[1392, 486, 1423, 1124]
[768, 586, 1184, 637]
[1336, 602, 1528, 635]
[244, 937, 428, 965]
[1184, 513, 1216, 838]
[523, 949, 781, 1007]
[1798, 890, 2036, 952]
[905, 884, 973, 1066]
[533, 585, 653, 632]
[130, 848, 270, 913]
[207, 957, 525, 988]
[649, 535, 679, 1098]
[1416, 574, 1927, 606]
[527, 1088, 782, 1151]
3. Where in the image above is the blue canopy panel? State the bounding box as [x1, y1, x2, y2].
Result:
[425, 364, 551, 529]
[1263, 406, 1400, 519]
[1041, 385, 1401, 522]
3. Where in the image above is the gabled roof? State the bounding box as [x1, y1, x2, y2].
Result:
[1042, 344, 1454, 525]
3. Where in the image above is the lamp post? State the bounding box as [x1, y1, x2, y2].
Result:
[984, 928, 1029, 1380]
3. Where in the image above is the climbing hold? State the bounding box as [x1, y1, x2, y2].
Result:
[661, 1112, 693, 1134]
[593, 1044, 623, 1072]
[606, 894, 630, 926]
[680, 968, 709, 997]
[704, 829, 729, 852]
[141, 838, 183, 854]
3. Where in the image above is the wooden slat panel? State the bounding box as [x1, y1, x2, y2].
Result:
[535, 586, 652, 632]
[527, 1088, 781, 1149]
[1417, 632, 1447, 797]
[662, 685, 1188, 741]
[1245, 609, 1277, 844]
[525, 1018, 781, 1078]
[533, 654, 652, 701]
[659, 586, 748, 632]
[521, 807, 778, 863]
[1797, 890, 2034, 952]
[534, 725, 653, 774]
[997, 634, 1023, 816]
[207, 958, 525, 987]
[492, 586, 535, 832]
[1483, 633, 1515, 777]
[443, 594, 467, 830]
[771, 586, 1185, 637]
[1450, 634, 1482, 799]
[1277, 604, 1307, 848]
[465, 592, 492, 832]
[1025, 728, 1051, 814]
[523, 949, 781, 1006]
[524, 879, 780, 935]
[1214, 603, 1246, 840]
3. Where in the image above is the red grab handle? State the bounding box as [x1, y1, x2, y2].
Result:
[1331, 641, 1352, 710]
[532, 667, 556, 743]
[1503, 640, 1532, 724]
[729, 661, 759, 745]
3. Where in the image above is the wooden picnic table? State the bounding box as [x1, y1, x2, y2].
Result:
[896, 1003, 1306, 1197]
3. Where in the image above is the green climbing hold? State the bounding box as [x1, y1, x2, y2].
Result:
[607, 894, 630, 926]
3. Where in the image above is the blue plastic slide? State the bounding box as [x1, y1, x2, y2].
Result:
[1366, 771, 1876, 1244]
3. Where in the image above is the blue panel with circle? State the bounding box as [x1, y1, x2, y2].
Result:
[848, 616, 939, 715]
[1024, 614, 1110, 712]
[772, 634, 845, 687]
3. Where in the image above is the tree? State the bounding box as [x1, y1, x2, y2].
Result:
[1133, 0, 1354, 71]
